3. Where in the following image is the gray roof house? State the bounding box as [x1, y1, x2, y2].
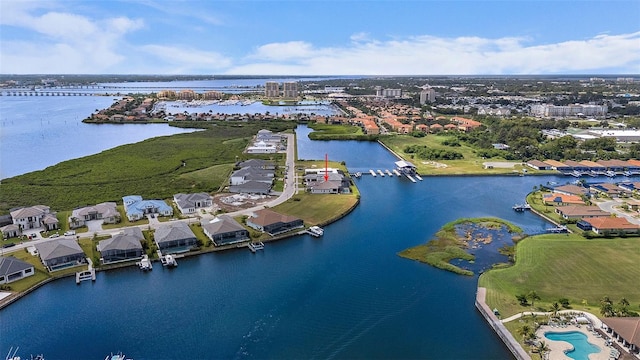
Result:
[1, 224, 21, 239]
[230, 167, 274, 186]
[97, 227, 144, 264]
[35, 238, 85, 271]
[201, 215, 249, 246]
[154, 222, 197, 253]
[0, 256, 35, 285]
[173, 193, 213, 215]
[229, 181, 273, 195]
[69, 202, 120, 229]
[246, 209, 304, 235]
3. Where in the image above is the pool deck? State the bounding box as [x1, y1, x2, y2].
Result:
[536, 324, 610, 360]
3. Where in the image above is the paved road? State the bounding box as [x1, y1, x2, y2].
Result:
[2, 133, 299, 255]
[595, 199, 640, 225]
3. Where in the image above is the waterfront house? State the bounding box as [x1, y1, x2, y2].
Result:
[578, 217, 639, 235]
[308, 180, 343, 194]
[589, 183, 629, 198]
[122, 195, 173, 222]
[256, 129, 285, 145]
[555, 205, 609, 220]
[201, 215, 249, 246]
[154, 222, 197, 253]
[526, 160, 552, 171]
[543, 193, 585, 206]
[97, 228, 144, 264]
[69, 202, 120, 229]
[35, 238, 85, 271]
[0, 256, 35, 285]
[542, 159, 571, 173]
[246, 209, 304, 235]
[1, 224, 21, 239]
[552, 184, 590, 197]
[10, 205, 59, 231]
[579, 160, 606, 175]
[173, 193, 213, 215]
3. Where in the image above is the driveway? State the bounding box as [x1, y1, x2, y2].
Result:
[86, 220, 104, 232]
[596, 199, 640, 225]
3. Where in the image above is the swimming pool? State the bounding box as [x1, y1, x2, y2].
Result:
[545, 331, 601, 360]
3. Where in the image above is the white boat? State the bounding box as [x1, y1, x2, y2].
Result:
[248, 242, 265, 252]
[105, 352, 129, 360]
[137, 255, 153, 271]
[307, 226, 324, 237]
[160, 254, 178, 267]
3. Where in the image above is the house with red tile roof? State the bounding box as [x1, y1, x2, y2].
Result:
[451, 117, 482, 131]
[543, 192, 585, 205]
[578, 217, 639, 235]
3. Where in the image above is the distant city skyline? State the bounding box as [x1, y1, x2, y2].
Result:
[1, 0, 639, 75]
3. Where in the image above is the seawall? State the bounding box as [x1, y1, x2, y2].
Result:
[475, 287, 531, 360]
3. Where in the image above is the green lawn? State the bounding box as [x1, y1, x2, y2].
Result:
[273, 192, 359, 226]
[380, 134, 529, 175]
[479, 234, 640, 317]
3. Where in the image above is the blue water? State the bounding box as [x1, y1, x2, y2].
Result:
[545, 331, 601, 359]
[1, 96, 631, 359]
[164, 100, 339, 117]
[0, 96, 199, 179]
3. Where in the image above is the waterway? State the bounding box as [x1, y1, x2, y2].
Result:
[0, 124, 573, 359]
[0, 96, 199, 179]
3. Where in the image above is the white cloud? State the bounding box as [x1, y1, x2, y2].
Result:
[0, 2, 143, 73]
[230, 32, 640, 75]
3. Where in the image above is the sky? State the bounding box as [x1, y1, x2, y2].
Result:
[1, 0, 639, 75]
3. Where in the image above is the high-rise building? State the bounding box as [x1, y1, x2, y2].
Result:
[420, 88, 436, 104]
[265, 82, 280, 97]
[282, 82, 299, 98]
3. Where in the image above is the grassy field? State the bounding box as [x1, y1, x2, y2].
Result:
[273, 192, 359, 226]
[479, 234, 640, 317]
[380, 134, 536, 175]
[0, 121, 296, 214]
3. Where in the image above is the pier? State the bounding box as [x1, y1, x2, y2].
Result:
[369, 169, 377, 177]
[248, 242, 265, 252]
[76, 258, 96, 284]
[136, 255, 153, 271]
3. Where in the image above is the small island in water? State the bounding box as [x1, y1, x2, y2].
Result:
[398, 217, 524, 276]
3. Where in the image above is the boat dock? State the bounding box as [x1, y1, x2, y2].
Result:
[136, 254, 153, 271]
[546, 225, 568, 233]
[369, 169, 376, 177]
[512, 204, 531, 212]
[160, 254, 178, 267]
[76, 258, 96, 284]
[306, 226, 324, 237]
[248, 242, 265, 252]
[377, 169, 385, 177]
[393, 169, 401, 176]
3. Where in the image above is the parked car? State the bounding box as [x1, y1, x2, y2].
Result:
[48, 233, 60, 239]
[64, 230, 76, 236]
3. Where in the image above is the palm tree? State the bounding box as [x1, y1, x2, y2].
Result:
[517, 324, 531, 341]
[527, 290, 541, 308]
[536, 341, 550, 358]
[551, 302, 560, 317]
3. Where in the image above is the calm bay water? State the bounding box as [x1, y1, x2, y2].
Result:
[0, 123, 572, 359]
[0, 96, 199, 179]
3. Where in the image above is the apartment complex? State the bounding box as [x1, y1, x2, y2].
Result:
[420, 88, 436, 104]
[530, 104, 608, 118]
[264, 81, 299, 98]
